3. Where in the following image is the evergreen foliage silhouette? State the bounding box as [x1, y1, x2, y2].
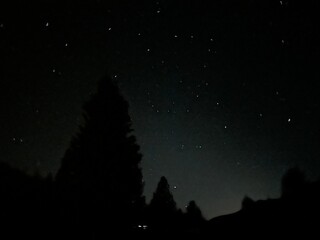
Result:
[148, 176, 178, 231]
[184, 200, 205, 232]
[55, 76, 144, 235]
[185, 200, 205, 222]
[149, 176, 177, 213]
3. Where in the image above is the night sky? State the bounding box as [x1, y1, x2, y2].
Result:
[1, 0, 320, 219]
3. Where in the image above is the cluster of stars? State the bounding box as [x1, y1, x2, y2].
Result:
[136, 31, 217, 57]
[1, 0, 317, 221]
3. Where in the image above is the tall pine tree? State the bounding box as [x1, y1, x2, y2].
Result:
[148, 176, 178, 231]
[55, 76, 144, 235]
[185, 200, 205, 229]
[149, 176, 177, 213]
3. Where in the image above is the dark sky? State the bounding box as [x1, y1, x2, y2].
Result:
[1, 0, 320, 219]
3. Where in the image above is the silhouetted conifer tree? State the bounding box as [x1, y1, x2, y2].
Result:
[148, 176, 178, 231]
[149, 176, 177, 212]
[55, 76, 144, 235]
[186, 200, 204, 221]
[184, 200, 205, 232]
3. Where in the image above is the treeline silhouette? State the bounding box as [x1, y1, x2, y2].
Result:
[205, 167, 320, 237]
[1, 76, 319, 238]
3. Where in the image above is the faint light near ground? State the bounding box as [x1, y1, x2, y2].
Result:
[137, 224, 148, 230]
